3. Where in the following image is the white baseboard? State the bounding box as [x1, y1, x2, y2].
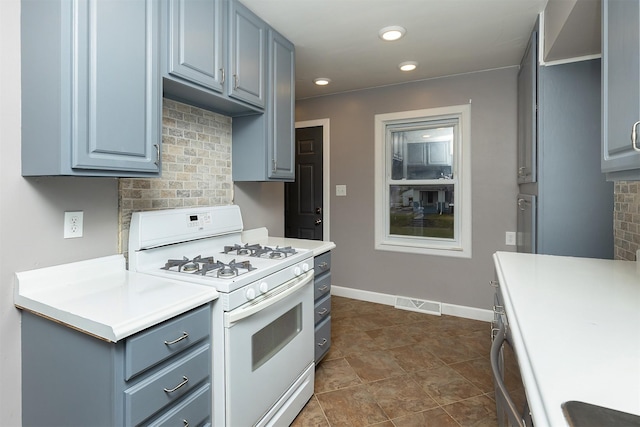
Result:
[331, 285, 493, 322]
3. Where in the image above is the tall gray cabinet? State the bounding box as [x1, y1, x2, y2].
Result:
[517, 22, 614, 259]
[21, 0, 162, 177]
[601, 0, 640, 180]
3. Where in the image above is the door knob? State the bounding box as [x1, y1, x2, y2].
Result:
[315, 219, 322, 225]
[316, 207, 322, 214]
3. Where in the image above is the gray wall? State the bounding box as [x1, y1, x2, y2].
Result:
[295, 68, 519, 309]
[1, 2, 119, 424]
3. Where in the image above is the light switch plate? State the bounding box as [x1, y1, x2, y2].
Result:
[64, 211, 84, 238]
[505, 231, 516, 246]
[336, 185, 347, 196]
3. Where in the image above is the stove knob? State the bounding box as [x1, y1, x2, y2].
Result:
[293, 266, 302, 276]
[245, 288, 256, 300]
[259, 282, 269, 293]
[302, 263, 310, 272]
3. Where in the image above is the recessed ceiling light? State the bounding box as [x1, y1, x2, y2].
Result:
[314, 77, 331, 86]
[379, 26, 406, 41]
[399, 61, 418, 71]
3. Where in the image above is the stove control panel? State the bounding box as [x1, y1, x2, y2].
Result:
[224, 258, 313, 309]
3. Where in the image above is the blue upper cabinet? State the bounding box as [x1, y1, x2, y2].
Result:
[228, 0, 267, 109]
[21, 0, 162, 177]
[602, 0, 640, 180]
[162, 0, 267, 115]
[517, 27, 538, 184]
[232, 29, 295, 182]
[166, 0, 225, 94]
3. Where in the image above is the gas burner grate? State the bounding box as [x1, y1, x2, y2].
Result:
[251, 246, 297, 259]
[161, 255, 215, 272]
[161, 255, 256, 278]
[223, 243, 262, 256]
[223, 243, 297, 259]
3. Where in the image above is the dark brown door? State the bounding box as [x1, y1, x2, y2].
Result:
[285, 126, 323, 240]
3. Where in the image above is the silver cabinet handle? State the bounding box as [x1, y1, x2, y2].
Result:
[233, 74, 239, 90]
[490, 325, 526, 427]
[493, 305, 505, 315]
[183, 420, 189, 427]
[163, 376, 188, 393]
[220, 68, 225, 85]
[518, 166, 527, 177]
[317, 338, 328, 347]
[154, 144, 160, 166]
[319, 262, 329, 271]
[317, 285, 329, 292]
[490, 280, 499, 288]
[164, 331, 189, 345]
[517, 198, 528, 210]
[317, 308, 328, 316]
[632, 121, 640, 152]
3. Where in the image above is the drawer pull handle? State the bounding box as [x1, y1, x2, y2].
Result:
[489, 280, 499, 288]
[164, 331, 189, 345]
[317, 308, 329, 316]
[163, 376, 189, 393]
[317, 285, 329, 292]
[319, 262, 329, 270]
[183, 420, 189, 427]
[317, 338, 328, 347]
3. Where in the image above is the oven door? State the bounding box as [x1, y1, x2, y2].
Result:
[224, 271, 314, 426]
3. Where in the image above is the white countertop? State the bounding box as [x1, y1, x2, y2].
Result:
[15, 255, 218, 342]
[242, 228, 336, 256]
[493, 251, 640, 427]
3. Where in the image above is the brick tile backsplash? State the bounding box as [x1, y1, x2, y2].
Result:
[614, 180, 640, 261]
[118, 98, 233, 254]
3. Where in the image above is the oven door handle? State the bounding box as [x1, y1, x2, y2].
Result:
[224, 271, 314, 326]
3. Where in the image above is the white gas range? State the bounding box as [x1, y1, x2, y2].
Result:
[128, 205, 315, 427]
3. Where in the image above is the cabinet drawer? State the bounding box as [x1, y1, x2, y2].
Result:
[314, 273, 331, 300]
[125, 344, 210, 427]
[147, 383, 211, 427]
[125, 304, 210, 380]
[314, 316, 331, 362]
[314, 293, 331, 325]
[314, 252, 331, 276]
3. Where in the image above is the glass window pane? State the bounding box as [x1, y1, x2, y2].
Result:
[389, 126, 454, 180]
[389, 184, 455, 239]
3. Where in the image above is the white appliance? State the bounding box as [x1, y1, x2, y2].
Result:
[128, 205, 315, 427]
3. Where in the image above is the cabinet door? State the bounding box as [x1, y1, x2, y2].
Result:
[517, 29, 537, 184]
[229, 0, 266, 108]
[72, 0, 161, 173]
[602, 0, 640, 175]
[167, 0, 224, 93]
[268, 30, 295, 180]
[516, 194, 536, 254]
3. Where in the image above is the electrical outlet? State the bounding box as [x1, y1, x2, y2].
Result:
[505, 231, 516, 246]
[64, 211, 84, 239]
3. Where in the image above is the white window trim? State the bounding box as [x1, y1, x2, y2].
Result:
[374, 104, 472, 258]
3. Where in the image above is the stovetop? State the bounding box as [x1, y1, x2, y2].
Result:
[159, 244, 301, 280]
[127, 205, 314, 310]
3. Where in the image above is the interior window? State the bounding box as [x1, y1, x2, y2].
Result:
[374, 105, 471, 257]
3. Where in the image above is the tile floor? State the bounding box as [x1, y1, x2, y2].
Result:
[291, 296, 523, 427]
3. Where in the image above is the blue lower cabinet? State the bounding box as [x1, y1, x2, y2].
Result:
[21, 304, 212, 426]
[313, 251, 332, 363]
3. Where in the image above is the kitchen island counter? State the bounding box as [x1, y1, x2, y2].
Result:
[493, 251, 640, 427]
[15, 254, 218, 342]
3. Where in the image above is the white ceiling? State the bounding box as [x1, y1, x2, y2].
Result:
[240, 0, 549, 100]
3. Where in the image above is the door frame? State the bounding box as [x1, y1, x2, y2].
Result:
[294, 118, 330, 240]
